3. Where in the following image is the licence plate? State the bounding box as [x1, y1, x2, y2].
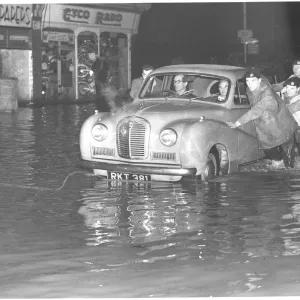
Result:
[107, 171, 151, 181]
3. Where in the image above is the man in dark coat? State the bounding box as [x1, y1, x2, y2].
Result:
[91, 54, 111, 112]
[282, 77, 300, 152]
[227, 67, 298, 168]
[130, 64, 154, 100]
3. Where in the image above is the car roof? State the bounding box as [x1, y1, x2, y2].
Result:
[151, 64, 247, 80]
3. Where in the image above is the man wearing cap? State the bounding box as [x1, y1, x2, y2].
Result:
[227, 67, 298, 168]
[130, 64, 154, 100]
[283, 77, 300, 122]
[282, 77, 300, 151]
[273, 59, 300, 94]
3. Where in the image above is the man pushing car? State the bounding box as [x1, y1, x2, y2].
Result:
[226, 67, 298, 168]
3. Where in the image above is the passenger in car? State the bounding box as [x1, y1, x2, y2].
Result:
[211, 79, 229, 102]
[173, 74, 197, 98]
[226, 67, 298, 168]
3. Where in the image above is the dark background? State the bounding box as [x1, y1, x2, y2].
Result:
[131, 2, 299, 78]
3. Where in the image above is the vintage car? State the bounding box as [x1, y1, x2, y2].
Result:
[80, 64, 266, 182]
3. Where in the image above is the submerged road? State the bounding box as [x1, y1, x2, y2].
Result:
[0, 104, 300, 297]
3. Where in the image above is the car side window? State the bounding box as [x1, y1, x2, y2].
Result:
[234, 80, 249, 105]
[209, 80, 220, 95]
[142, 75, 164, 96]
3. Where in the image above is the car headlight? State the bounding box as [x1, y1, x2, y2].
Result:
[92, 124, 108, 142]
[160, 128, 177, 146]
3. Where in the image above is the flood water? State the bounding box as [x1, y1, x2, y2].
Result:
[1, 104, 300, 297]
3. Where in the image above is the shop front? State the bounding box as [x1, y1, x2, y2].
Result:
[42, 4, 149, 101]
[0, 4, 33, 102]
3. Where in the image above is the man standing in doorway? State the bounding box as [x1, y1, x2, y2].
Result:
[227, 68, 298, 168]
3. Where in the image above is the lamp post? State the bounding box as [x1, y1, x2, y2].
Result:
[243, 2, 247, 65]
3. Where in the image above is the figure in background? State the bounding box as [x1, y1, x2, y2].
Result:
[130, 64, 153, 100]
[227, 68, 298, 168]
[282, 77, 300, 151]
[117, 37, 128, 90]
[91, 53, 111, 112]
[273, 59, 300, 94]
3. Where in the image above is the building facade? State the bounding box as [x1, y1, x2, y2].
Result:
[0, 4, 35, 102]
[41, 3, 150, 101]
[0, 3, 150, 104]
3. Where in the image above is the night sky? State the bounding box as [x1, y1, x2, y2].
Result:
[131, 2, 300, 77]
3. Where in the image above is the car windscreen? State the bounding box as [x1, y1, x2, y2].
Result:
[139, 73, 231, 103]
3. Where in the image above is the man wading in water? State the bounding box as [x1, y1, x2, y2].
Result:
[227, 67, 298, 168]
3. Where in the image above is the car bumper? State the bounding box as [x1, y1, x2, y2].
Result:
[80, 159, 197, 177]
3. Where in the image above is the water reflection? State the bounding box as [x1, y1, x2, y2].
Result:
[77, 173, 300, 264]
[281, 176, 300, 256]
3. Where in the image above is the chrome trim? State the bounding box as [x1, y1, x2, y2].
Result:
[152, 152, 176, 161]
[92, 146, 115, 157]
[81, 159, 196, 177]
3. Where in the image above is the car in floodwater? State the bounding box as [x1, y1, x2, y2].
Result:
[80, 64, 266, 182]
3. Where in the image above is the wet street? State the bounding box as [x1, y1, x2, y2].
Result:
[1, 104, 300, 297]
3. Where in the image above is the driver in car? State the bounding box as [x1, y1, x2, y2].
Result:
[173, 74, 196, 98]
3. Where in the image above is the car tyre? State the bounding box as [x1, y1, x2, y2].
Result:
[202, 152, 218, 181]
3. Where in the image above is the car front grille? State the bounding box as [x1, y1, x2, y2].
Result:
[117, 117, 150, 159]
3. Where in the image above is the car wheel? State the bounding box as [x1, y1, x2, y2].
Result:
[202, 152, 218, 181]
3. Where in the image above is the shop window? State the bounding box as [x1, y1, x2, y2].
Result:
[100, 32, 128, 90]
[77, 31, 98, 99]
[41, 30, 75, 100]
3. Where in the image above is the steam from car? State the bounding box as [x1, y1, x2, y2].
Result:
[100, 84, 132, 113]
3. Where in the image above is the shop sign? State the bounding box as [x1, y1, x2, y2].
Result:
[238, 29, 252, 39]
[247, 44, 259, 55]
[32, 20, 41, 30]
[10, 35, 29, 42]
[96, 12, 122, 26]
[63, 8, 90, 23]
[43, 31, 74, 44]
[0, 4, 32, 28]
[47, 5, 136, 31]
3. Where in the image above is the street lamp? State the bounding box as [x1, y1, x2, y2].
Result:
[243, 3, 247, 65]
